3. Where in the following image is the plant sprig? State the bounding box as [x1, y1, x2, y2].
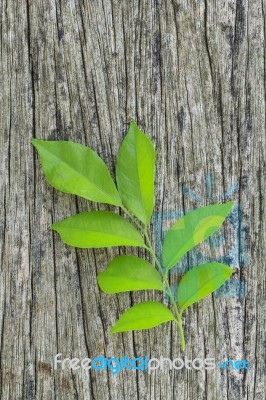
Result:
[32, 121, 234, 350]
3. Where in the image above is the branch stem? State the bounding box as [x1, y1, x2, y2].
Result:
[121, 205, 186, 350]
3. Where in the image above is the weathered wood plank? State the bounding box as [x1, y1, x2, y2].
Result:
[0, 0, 265, 399]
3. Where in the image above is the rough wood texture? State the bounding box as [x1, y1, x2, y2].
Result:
[1, 0, 265, 399]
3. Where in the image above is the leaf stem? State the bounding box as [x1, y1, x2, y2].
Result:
[162, 276, 186, 351]
[120, 206, 144, 231]
[120, 205, 186, 350]
[144, 228, 186, 350]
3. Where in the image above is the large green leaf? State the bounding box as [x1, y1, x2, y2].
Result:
[111, 301, 175, 333]
[116, 121, 156, 225]
[32, 139, 122, 206]
[177, 262, 233, 311]
[97, 255, 163, 293]
[52, 211, 146, 248]
[162, 202, 234, 271]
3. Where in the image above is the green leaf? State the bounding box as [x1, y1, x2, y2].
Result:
[162, 202, 234, 271]
[177, 262, 234, 311]
[116, 121, 156, 225]
[110, 301, 175, 333]
[32, 139, 122, 206]
[97, 255, 163, 293]
[52, 211, 146, 248]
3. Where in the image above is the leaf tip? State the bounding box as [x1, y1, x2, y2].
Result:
[31, 138, 40, 147]
[51, 222, 59, 232]
[224, 200, 235, 211]
[96, 273, 109, 294]
[129, 120, 144, 135]
[31, 138, 46, 152]
[110, 327, 117, 334]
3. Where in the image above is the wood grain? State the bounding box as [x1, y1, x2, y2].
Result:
[0, 0, 265, 399]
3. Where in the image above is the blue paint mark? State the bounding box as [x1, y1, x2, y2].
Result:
[218, 183, 239, 201]
[183, 173, 239, 204]
[214, 279, 247, 298]
[205, 173, 213, 203]
[183, 186, 203, 204]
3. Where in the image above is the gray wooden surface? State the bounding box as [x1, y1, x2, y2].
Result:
[1, 0, 265, 399]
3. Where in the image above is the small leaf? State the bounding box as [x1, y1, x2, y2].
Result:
[162, 202, 234, 271]
[177, 262, 234, 311]
[32, 139, 122, 206]
[97, 255, 163, 293]
[111, 301, 175, 333]
[52, 211, 146, 248]
[116, 121, 156, 225]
